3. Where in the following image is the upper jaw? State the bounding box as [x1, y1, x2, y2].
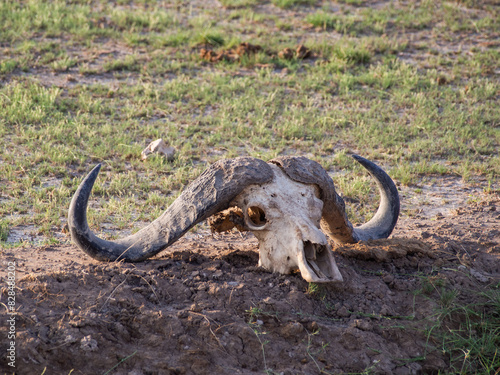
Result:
[297, 240, 343, 283]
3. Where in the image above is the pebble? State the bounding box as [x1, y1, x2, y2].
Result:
[337, 306, 350, 318]
[382, 274, 394, 284]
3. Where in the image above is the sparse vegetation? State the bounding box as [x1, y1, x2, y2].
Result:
[0, 0, 496, 242]
[420, 277, 500, 374]
[272, 0, 316, 9]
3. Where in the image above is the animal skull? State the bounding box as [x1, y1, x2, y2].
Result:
[68, 155, 399, 283]
[232, 164, 343, 282]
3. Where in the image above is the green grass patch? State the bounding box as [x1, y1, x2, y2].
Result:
[0, 0, 497, 245]
[424, 284, 500, 374]
[219, 0, 259, 8]
[272, 0, 316, 9]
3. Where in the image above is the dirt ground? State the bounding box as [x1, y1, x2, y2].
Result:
[1, 188, 498, 375]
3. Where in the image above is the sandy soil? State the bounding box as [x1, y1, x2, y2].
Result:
[1, 190, 498, 375]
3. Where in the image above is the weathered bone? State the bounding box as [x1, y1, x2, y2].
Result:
[231, 164, 343, 282]
[68, 154, 400, 282]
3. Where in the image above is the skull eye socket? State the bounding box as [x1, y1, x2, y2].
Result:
[247, 206, 267, 227]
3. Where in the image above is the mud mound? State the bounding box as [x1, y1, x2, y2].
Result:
[1, 197, 498, 374]
[334, 238, 435, 262]
[3, 248, 437, 375]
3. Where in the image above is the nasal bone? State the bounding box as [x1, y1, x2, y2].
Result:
[296, 219, 328, 246]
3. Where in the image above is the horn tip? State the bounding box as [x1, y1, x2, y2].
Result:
[350, 154, 375, 170]
[350, 154, 365, 163]
[86, 163, 102, 181]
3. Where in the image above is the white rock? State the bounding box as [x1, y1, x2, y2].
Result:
[141, 138, 175, 161]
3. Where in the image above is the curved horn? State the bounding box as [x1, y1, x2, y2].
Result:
[68, 157, 273, 262]
[269, 154, 399, 243]
[349, 154, 400, 241]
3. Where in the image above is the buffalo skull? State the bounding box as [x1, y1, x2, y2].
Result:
[68, 155, 399, 282]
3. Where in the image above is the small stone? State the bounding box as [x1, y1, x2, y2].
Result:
[191, 271, 200, 278]
[337, 306, 350, 318]
[189, 303, 202, 312]
[141, 138, 175, 161]
[353, 319, 372, 331]
[280, 322, 303, 338]
[470, 268, 489, 283]
[80, 335, 98, 351]
[65, 334, 78, 344]
[380, 304, 392, 316]
[310, 321, 319, 332]
[382, 274, 394, 284]
[434, 258, 444, 267]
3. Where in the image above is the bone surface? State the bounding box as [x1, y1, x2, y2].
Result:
[232, 164, 343, 282]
